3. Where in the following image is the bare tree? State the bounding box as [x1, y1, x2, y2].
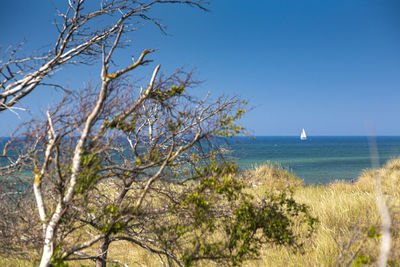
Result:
[24, 60, 247, 265]
[0, 163, 42, 262]
[0, 0, 207, 113]
[1, 1, 317, 266]
[0, 1, 207, 265]
[20, 67, 315, 266]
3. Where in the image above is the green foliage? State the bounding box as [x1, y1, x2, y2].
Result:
[367, 225, 380, 239]
[388, 259, 400, 267]
[143, 147, 161, 163]
[155, 160, 317, 266]
[353, 254, 370, 266]
[76, 153, 102, 195]
[167, 118, 183, 133]
[153, 85, 186, 102]
[99, 204, 125, 234]
[135, 156, 142, 166]
[214, 108, 247, 137]
[50, 246, 69, 267]
[105, 114, 138, 133]
[194, 159, 243, 201]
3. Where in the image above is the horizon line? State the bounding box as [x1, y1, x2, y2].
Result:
[2, 135, 400, 138]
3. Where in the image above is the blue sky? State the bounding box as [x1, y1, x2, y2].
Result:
[1, 0, 399, 136]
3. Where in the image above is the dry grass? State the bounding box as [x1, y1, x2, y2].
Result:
[2, 160, 399, 266]
[244, 161, 399, 267]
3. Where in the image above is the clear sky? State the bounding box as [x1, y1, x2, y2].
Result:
[1, 0, 399, 136]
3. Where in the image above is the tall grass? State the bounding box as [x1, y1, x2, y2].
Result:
[1, 160, 399, 266]
[245, 160, 399, 266]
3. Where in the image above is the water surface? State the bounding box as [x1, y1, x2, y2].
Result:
[226, 136, 400, 184]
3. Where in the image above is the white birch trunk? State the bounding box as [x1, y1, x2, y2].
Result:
[34, 112, 57, 236]
[38, 48, 151, 267]
[38, 81, 109, 267]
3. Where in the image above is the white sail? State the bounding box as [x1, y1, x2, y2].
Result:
[300, 128, 307, 140]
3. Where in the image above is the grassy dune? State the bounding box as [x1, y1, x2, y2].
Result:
[245, 160, 400, 266]
[2, 160, 399, 266]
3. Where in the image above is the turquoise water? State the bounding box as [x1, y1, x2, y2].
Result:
[2, 136, 400, 185]
[226, 136, 400, 184]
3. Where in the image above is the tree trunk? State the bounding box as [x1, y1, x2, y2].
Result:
[96, 237, 110, 267]
[39, 204, 63, 267]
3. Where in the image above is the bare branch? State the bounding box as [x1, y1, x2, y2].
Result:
[0, 0, 208, 113]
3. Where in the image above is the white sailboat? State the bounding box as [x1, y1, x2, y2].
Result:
[300, 128, 307, 140]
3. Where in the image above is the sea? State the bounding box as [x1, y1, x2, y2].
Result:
[2, 136, 400, 185]
[225, 136, 400, 184]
